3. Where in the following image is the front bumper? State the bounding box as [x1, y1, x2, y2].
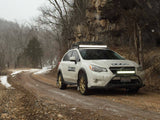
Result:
[89, 74, 144, 89]
[105, 75, 144, 89]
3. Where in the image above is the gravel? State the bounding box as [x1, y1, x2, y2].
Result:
[0, 76, 107, 120]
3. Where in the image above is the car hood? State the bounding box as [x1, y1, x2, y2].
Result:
[84, 60, 139, 68]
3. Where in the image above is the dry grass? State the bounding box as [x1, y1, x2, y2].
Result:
[113, 47, 160, 91]
[0, 69, 10, 76]
[143, 48, 160, 90]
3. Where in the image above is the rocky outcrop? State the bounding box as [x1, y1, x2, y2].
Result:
[73, 0, 160, 47]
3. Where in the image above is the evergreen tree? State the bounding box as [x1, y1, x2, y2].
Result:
[25, 37, 43, 68]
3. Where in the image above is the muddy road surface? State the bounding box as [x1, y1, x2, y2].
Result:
[9, 70, 160, 120]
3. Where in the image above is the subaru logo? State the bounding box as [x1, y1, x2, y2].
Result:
[111, 63, 129, 66]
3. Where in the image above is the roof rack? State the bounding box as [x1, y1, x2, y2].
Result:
[71, 41, 107, 49]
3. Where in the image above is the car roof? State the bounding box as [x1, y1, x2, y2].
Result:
[71, 41, 107, 49]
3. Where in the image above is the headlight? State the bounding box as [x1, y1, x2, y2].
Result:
[89, 65, 107, 72]
[137, 66, 143, 71]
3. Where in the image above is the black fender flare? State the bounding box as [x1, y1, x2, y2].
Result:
[57, 69, 62, 81]
[77, 68, 88, 85]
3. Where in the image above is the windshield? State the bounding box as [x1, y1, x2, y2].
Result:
[79, 49, 124, 60]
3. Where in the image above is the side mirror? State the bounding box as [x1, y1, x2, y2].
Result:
[70, 57, 76, 64]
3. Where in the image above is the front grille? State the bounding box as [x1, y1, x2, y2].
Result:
[109, 67, 135, 74]
[109, 79, 140, 84]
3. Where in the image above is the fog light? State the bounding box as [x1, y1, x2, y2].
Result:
[113, 77, 120, 80]
[94, 79, 98, 83]
[131, 76, 139, 79]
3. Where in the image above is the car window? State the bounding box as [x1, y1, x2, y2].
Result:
[79, 49, 124, 60]
[63, 51, 73, 61]
[72, 50, 80, 62]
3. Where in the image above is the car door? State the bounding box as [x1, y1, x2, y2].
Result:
[61, 50, 73, 82]
[68, 50, 81, 83]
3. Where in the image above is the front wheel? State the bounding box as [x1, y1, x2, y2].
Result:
[78, 72, 88, 95]
[57, 73, 67, 89]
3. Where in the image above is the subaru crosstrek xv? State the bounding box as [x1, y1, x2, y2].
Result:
[57, 42, 145, 95]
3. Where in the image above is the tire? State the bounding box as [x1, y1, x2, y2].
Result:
[78, 72, 88, 95]
[57, 73, 67, 89]
[126, 87, 139, 94]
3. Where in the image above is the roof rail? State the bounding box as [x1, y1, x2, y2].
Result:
[71, 41, 105, 49]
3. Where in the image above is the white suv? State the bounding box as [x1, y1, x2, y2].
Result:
[57, 42, 145, 95]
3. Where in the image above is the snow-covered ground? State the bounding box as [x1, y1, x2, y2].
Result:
[10, 66, 54, 76]
[0, 76, 11, 88]
[11, 69, 39, 77]
[34, 66, 52, 75]
[0, 66, 54, 88]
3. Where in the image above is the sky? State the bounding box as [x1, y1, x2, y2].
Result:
[0, 0, 46, 24]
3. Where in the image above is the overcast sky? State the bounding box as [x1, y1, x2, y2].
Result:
[0, 0, 46, 23]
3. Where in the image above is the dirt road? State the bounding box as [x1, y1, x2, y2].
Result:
[9, 71, 160, 120]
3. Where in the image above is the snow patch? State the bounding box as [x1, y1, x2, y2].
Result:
[11, 70, 24, 77]
[0, 76, 11, 88]
[34, 66, 52, 75]
[10, 66, 54, 77]
[11, 69, 39, 77]
[71, 108, 76, 110]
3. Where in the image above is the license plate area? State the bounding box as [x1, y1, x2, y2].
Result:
[121, 77, 131, 82]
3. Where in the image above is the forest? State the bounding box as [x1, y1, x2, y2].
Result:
[0, 0, 160, 88]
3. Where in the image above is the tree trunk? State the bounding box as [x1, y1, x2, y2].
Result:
[137, 24, 144, 68]
[134, 22, 140, 64]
